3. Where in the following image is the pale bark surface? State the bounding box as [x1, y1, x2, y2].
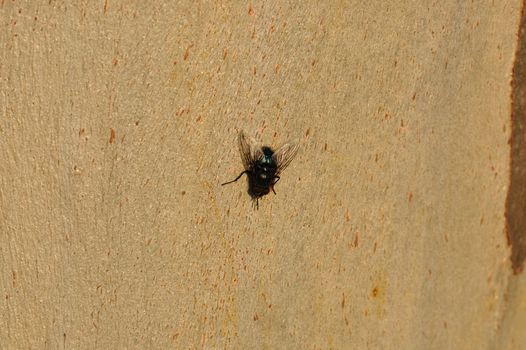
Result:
[1, 1, 525, 349]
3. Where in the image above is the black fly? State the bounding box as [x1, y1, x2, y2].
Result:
[222, 130, 299, 208]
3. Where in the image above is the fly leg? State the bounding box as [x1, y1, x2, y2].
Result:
[250, 197, 259, 210]
[271, 176, 280, 194]
[221, 171, 248, 186]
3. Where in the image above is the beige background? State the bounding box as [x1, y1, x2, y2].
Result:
[1, 1, 525, 349]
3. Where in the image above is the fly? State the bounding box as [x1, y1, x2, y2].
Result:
[222, 130, 299, 208]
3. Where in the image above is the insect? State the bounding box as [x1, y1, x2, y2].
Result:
[222, 130, 299, 208]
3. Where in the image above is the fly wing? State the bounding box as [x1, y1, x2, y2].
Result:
[238, 130, 262, 170]
[272, 138, 299, 175]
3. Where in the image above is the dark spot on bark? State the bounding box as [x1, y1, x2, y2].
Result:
[506, 6, 526, 274]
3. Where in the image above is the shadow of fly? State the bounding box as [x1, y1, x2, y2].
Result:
[222, 130, 299, 209]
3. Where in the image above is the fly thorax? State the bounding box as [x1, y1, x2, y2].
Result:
[260, 147, 277, 167]
[260, 155, 272, 165]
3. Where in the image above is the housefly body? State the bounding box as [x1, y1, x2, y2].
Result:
[222, 130, 299, 209]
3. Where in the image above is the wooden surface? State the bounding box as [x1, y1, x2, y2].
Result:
[1, 1, 525, 349]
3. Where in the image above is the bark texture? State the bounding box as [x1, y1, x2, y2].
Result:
[1, 1, 525, 349]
